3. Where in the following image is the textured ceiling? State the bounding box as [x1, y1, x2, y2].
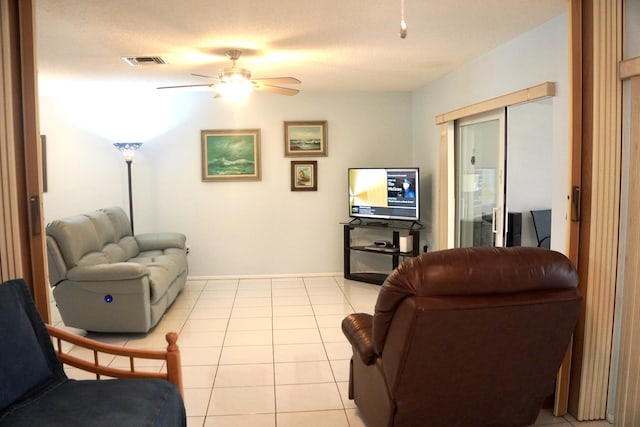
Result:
[35, 0, 567, 95]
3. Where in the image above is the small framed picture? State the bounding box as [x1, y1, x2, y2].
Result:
[291, 161, 317, 191]
[201, 129, 261, 181]
[284, 121, 327, 157]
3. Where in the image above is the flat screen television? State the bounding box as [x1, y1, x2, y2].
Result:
[348, 167, 420, 221]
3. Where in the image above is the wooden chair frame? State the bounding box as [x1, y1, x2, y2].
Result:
[46, 324, 183, 397]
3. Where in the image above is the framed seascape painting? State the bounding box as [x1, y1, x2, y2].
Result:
[201, 129, 261, 181]
[291, 160, 317, 191]
[284, 121, 327, 157]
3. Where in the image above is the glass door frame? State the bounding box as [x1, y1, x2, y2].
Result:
[454, 109, 506, 248]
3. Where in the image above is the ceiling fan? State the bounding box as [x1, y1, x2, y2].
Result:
[157, 49, 301, 99]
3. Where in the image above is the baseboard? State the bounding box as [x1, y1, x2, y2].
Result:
[187, 272, 344, 281]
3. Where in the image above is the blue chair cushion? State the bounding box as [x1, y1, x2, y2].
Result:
[0, 378, 186, 427]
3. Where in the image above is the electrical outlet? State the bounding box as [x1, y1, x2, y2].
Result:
[186, 245, 191, 255]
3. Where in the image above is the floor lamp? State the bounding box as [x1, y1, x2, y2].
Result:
[113, 143, 142, 234]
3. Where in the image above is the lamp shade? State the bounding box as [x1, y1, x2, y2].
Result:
[113, 143, 142, 161]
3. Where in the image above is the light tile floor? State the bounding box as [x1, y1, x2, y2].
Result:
[51, 276, 613, 427]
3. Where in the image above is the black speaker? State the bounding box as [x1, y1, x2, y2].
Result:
[506, 212, 522, 247]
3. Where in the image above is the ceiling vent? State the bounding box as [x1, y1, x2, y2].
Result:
[122, 56, 166, 66]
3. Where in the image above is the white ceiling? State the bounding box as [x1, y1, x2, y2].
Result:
[35, 0, 567, 95]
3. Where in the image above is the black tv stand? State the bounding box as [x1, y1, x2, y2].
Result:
[342, 221, 421, 285]
[348, 218, 388, 226]
[348, 217, 424, 230]
[364, 221, 389, 227]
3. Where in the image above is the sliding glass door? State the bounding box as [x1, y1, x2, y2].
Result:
[455, 110, 506, 247]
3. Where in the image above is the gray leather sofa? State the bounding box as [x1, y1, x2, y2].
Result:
[46, 207, 188, 333]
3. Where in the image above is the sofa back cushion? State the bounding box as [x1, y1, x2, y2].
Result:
[85, 211, 130, 263]
[100, 207, 140, 259]
[118, 236, 142, 260]
[46, 207, 141, 279]
[101, 207, 132, 241]
[85, 211, 117, 244]
[46, 215, 103, 269]
[0, 280, 64, 412]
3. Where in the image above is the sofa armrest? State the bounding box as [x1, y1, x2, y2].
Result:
[46, 324, 183, 396]
[67, 263, 149, 281]
[342, 313, 377, 365]
[135, 233, 186, 251]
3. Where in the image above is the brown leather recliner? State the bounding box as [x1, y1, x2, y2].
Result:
[342, 247, 582, 427]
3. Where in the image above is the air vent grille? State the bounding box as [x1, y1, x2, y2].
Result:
[122, 56, 166, 66]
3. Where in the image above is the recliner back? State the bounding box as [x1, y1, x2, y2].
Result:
[372, 247, 581, 427]
[373, 247, 579, 352]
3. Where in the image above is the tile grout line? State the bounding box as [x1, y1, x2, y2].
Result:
[271, 278, 279, 427]
[205, 277, 240, 422]
[306, 276, 355, 426]
[337, 276, 359, 427]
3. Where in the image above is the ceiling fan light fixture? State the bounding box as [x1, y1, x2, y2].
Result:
[216, 80, 254, 102]
[219, 67, 252, 82]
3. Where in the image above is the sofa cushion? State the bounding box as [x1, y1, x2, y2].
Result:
[101, 207, 133, 240]
[118, 236, 141, 259]
[0, 282, 56, 412]
[76, 251, 110, 267]
[0, 378, 186, 427]
[132, 251, 185, 303]
[46, 215, 102, 268]
[101, 242, 128, 263]
[136, 233, 187, 252]
[84, 211, 117, 245]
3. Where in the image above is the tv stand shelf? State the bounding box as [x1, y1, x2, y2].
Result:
[343, 222, 421, 285]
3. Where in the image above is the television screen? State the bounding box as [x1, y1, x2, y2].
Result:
[348, 168, 419, 221]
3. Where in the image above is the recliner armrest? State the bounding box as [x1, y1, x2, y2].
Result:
[136, 233, 186, 251]
[67, 263, 149, 281]
[342, 313, 377, 365]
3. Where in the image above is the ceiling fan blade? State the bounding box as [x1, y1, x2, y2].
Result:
[254, 83, 300, 96]
[157, 83, 215, 90]
[191, 73, 215, 79]
[252, 77, 301, 85]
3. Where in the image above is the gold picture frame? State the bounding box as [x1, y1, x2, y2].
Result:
[291, 161, 318, 191]
[284, 121, 327, 157]
[201, 129, 261, 181]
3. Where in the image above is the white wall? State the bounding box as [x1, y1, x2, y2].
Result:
[40, 91, 412, 276]
[411, 13, 568, 251]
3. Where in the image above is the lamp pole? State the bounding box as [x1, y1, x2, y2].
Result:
[113, 143, 142, 235]
[126, 158, 134, 234]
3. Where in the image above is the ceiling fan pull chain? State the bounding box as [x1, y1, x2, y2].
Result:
[400, 0, 407, 39]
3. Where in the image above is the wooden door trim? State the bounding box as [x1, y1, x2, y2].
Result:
[435, 82, 555, 125]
